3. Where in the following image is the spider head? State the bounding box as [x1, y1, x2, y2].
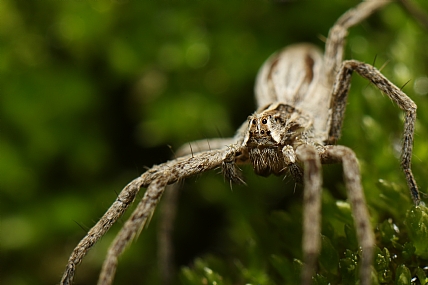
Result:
[242, 103, 311, 176]
[244, 114, 276, 146]
[243, 103, 310, 147]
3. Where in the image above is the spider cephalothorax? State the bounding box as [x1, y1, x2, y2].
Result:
[242, 103, 312, 176]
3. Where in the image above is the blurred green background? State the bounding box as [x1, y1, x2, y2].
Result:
[2, 0, 428, 284]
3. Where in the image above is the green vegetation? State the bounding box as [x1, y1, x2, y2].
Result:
[2, 0, 428, 284]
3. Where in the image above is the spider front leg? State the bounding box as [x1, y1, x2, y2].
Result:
[99, 176, 169, 285]
[328, 59, 420, 205]
[97, 147, 244, 285]
[158, 137, 241, 285]
[294, 144, 323, 285]
[158, 123, 249, 285]
[320, 145, 374, 285]
[60, 149, 228, 285]
[293, 144, 373, 285]
[60, 176, 146, 285]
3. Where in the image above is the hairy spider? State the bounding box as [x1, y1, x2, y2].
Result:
[60, 1, 421, 285]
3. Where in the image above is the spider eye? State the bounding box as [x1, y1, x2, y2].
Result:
[252, 119, 257, 125]
[262, 119, 267, 124]
[261, 130, 265, 134]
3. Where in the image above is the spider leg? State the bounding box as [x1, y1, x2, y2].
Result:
[324, 0, 390, 86]
[175, 137, 238, 157]
[173, 120, 248, 158]
[295, 144, 323, 285]
[158, 137, 238, 285]
[99, 176, 168, 285]
[329, 59, 420, 204]
[95, 148, 235, 285]
[321, 145, 374, 285]
[157, 121, 249, 285]
[60, 149, 229, 285]
[60, 176, 146, 285]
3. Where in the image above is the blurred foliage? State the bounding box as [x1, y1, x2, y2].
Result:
[2, 0, 428, 284]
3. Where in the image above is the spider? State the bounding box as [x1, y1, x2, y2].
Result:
[60, 1, 421, 285]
